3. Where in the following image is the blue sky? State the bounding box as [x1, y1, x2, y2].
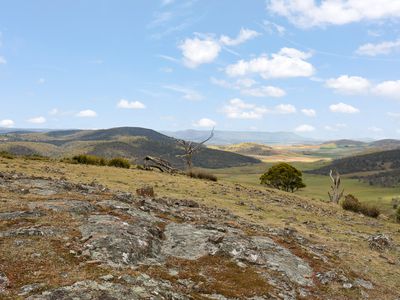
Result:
[1, 0, 400, 139]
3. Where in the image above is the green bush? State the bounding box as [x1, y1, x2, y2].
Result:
[0, 151, 15, 159]
[187, 170, 217, 182]
[341, 194, 380, 218]
[71, 154, 107, 166]
[108, 158, 131, 169]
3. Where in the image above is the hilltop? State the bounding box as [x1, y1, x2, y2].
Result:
[0, 127, 259, 169]
[0, 156, 399, 299]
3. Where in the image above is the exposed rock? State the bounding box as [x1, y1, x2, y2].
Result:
[27, 200, 94, 214]
[0, 272, 9, 294]
[368, 233, 392, 251]
[355, 278, 374, 290]
[136, 186, 155, 198]
[18, 283, 46, 296]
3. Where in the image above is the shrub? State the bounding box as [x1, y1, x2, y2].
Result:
[108, 158, 131, 169]
[341, 194, 380, 218]
[260, 163, 305, 192]
[71, 154, 107, 166]
[342, 194, 361, 212]
[187, 170, 217, 182]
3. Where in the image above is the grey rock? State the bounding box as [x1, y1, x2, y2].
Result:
[355, 278, 374, 290]
[0, 272, 9, 294]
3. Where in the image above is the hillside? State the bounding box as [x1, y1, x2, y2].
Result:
[211, 142, 277, 156]
[0, 156, 399, 299]
[0, 127, 260, 169]
[163, 129, 315, 145]
[308, 149, 400, 187]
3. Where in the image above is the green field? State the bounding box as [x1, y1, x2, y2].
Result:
[209, 162, 400, 214]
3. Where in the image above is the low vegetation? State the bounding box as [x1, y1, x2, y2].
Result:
[341, 194, 381, 218]
[186, 170, 218, 182]
[396, 206, 400, 223]
[65, 154, 131, 169]
[260, 162, 305, 193]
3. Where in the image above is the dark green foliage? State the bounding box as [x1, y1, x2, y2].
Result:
[71, 155, 107, 166]
[108, 158, 131, 169]
[187, 170, 218, 182]
[260, 163, 306, 193]
[341, 194, 380, 218]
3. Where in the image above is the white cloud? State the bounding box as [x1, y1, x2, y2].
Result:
[0, 119, 14, 128]
[241, 85, 286, 98]
[220, 28, 260, 46]
[372, 80, 400, 99]
[193, 118, 217, 128]
[117, 99, 146, 109]
[356, 39, 400, 56]
[295, 124, 315, 132]
[179, 37, 221, 68]
[274, 104, 296, 114]
[27, 116, 46, 124]
[222, 98, 268, 119]
[262, 20, 286, 35]
[37, 78, 45, 84]
[76, 109, 97, 118]
[325, 75, 370, 94]
[267, 0, 400, 28]
[163, 85, 203, 101]
[226, 47, 314, 79]
[49, 108, 59, 115]
[387, 112, 400, 118]
[301, 108, 316, 117]
[329, 102, 360, 114]
[0, 56, 6, 64]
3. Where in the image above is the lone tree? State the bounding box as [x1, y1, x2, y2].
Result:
[176, 128, 214, 171]
[260, 162, 306, 193]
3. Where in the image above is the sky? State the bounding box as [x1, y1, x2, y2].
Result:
[1, 0, 400, 139]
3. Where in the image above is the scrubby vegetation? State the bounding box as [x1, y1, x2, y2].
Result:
[187, 170, 218, 182]
[341, 194, 380, 218]
[396, 206, 400, 223]
[66, 154, 131, 169]
[108, 157, 131, 169]
[260, 163, 305, 193]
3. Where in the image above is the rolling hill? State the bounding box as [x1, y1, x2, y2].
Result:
[0, 127, 260, 169]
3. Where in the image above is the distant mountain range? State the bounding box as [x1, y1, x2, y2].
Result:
[162, 130, 316, 145]
[0, 127, 259, 169]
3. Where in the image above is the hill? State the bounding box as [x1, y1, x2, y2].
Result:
[0, 156, 399, 299]
[210, 142, 277, 156]
[308, 149, 400, 187]
[163, 129, 316, 145]
[0, 127, 260, 169]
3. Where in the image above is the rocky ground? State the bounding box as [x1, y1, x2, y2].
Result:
[0, 170, 398, 299]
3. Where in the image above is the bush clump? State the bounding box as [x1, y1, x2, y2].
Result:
[187, 170, 217, 182]
[341, 194, 380, 218]
[395, 206, 400, 223]
[108, 158, 131, 169]
[71, 154, 107, 166]
[0, 151, 15, 159]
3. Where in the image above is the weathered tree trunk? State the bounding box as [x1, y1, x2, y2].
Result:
[328, 169, 344, 204]
[143, 156, 178, 173]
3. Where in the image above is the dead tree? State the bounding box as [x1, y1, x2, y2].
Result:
[143, 156, 178, 173]
[328, 169, 344, 204]
[176, 128, 214, 171]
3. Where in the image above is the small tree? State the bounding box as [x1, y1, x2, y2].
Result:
[260, 163, 306, 193]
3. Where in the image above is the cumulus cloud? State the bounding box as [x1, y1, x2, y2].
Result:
[193, 118, 217, 128]
[27, 116, 46, 124]
[225, 47, 314, 79]
[356, 39, 400, 56]
[117, 99, 146, 109]
[212, 77, 285, 97]
[301, 108, 316, 117]
[295, 124, 315, 132]
[76, 109, 97, 118]
[241, 86, 286, 97]
[329, 102, 360, 114]
[179, 37, 221, 68]
[325, 75, 370, 94]
[0, 119, 14, 128]
[163, 85, 203, 101]
[274, 104, 296, 114]
[222, 98, 268, 119]
[267, 0, 400, 28]
[220, 28, 260, 46]
[372, 80, 400, 99]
